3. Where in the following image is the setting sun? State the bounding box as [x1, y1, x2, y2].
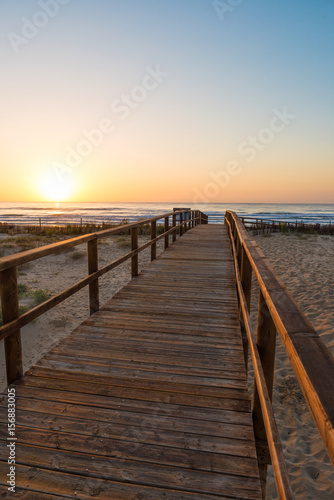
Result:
[38, 170, 75, 202]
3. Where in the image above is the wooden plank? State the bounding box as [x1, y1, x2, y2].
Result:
[0, 462, 235, 499]
[0, 444, 262, 498]
[36, 354, 247, 382]
[24, 367, 248, 399]
[54, 336, 243, 356]
[4, 398, 254, 435]
[0, 407, 257, 450]
[28, 365, 247, 390]
[46, 347, 245, 372]
[63, 325, 244, 346]
[0, 426, 259, 475]
[16, 377, 251, 412]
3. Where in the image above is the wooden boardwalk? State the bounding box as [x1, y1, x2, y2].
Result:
[0, 224, 262, 499]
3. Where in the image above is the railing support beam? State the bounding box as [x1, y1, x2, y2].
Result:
[0, 267, 23, 385]
[253, 290, 277, 498]
[131, 227, 139, 278]
[239, 246, 252, 373]
[164, 216, 169, 249]
[88, 238, 99, 315]
[151, 220, 157, 261]
[172, 214, 177, 242]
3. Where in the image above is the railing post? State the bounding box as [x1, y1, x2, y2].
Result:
[184, 212, 188, 232]
[172, 214, 177, 242]
[236, 235, 242, 268]
[239, 246, 252, 373]
[151, 220, 157, 261]
[0, 267, 23, 385]
[253, 290, 277, 498]
[164, 216, 169, 249]
[131, 227, 138, 277]
[233, 220, 237, 241]
[180, 212, 183, 236]
[88, 238, 99, 315]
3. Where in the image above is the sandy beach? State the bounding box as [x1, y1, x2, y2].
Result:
[0, 229, 333, 498]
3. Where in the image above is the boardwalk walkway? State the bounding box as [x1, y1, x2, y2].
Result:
[0, 224, 262, 498]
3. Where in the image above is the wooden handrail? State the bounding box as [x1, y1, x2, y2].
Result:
[0, 210, 195, 272]
[225, 210, 334, 498]
[225, 217, 293, 499]
[237, 216, 333, 234]
[0, 209, 207, 385]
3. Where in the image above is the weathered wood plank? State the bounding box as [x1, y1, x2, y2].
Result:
[0, 444, 262, 498]
[0, 462, 237, 499]
[0, 408, 258, 453]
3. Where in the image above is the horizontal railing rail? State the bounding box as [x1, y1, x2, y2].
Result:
[238, 216, 333, 234]
[0, 209, 207, 386]
[225, 210, 334, 499]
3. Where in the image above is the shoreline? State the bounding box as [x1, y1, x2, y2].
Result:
[1, 201, 334, 227]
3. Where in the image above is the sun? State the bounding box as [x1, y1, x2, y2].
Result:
[38, 170, 76, 202]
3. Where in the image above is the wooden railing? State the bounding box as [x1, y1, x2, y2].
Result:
[0, 209, 206, 386]
[239, 216, 334, 234]
[225, 210, 334, 499]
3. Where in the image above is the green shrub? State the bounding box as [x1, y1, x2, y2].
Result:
[19, 305, 29, 315]
[114, 236, 130, 248]
[33, 289, 51, 304]
[70, 251, 85, 260]
[18, 283, 28, 296]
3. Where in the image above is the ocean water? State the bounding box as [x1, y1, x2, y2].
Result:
[0, 202, 333, 226]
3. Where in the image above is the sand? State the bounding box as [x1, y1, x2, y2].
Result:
[0, 230, 334, 498]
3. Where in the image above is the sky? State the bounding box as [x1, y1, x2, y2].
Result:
[0, 0, 333, 203]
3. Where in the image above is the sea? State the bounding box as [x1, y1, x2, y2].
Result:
[0, 202, 333, 226]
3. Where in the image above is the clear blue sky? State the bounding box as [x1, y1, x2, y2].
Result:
[0, 0, 333, 202]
